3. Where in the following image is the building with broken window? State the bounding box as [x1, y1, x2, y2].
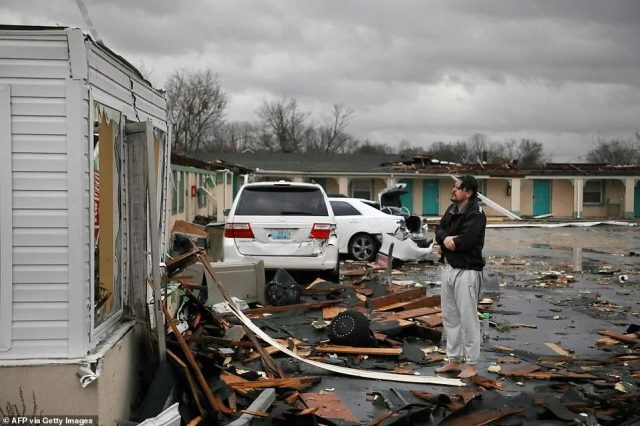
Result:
[0, 26, 170, 423]
[203, 152, 640, 220]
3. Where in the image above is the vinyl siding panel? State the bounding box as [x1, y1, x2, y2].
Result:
[0, 32, 74, 359]
[13, 265, 68, 284]
[13, 210, 67, 228]
[1, 80, 66, 98]
[13, 284, 68, 302]
[12, 135, 67, 153]
[13, 172, 68, 191]
[0, 29, 167, 360]
[13, 228, 68, 247]
[0, 39, 69, 60]
[88, 45, 167, 128]
[13, 247, 69, 264]
[13, 302, 68, 321]
[12, 321, 69, 340]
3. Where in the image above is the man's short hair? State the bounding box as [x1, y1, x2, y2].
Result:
[457, 175, 478, 198]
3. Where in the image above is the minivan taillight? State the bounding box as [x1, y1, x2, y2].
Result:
[224, 223, 254, 239]
[309, 223, 332, 239]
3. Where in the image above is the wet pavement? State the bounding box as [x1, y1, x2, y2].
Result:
[291, 224, 640, 423]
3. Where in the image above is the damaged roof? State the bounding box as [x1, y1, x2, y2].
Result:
[383, 156, 640, 177]
[202, 151, 409, 173]
[172, 152, 253, 173]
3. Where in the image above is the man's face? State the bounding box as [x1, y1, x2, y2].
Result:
[450, 180, 472, 204]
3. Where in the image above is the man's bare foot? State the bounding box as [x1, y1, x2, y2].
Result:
[458, 365, 478, 378]
[435, 362, 461, 373]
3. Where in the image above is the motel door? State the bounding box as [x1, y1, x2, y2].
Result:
[399, 179, 413, 214]
[533, 180, 551, 216]
[422, 179, 439, 215]
[635, 181, 640, 218]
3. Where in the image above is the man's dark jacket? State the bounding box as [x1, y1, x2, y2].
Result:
[435, 197, 486, 271]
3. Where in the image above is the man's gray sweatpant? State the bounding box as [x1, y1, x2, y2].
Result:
[440, 265, 482, 364]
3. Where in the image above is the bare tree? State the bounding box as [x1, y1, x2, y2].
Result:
[256, 98, 310, 152]
[586, 136, 640, 164]
[352, 140, 393, 154]
[426, 140, 470, 162]
[398, 140, 428, 156]
[468, 133, 490, 163]
[214, 121, 260, 152]
[515, 138, 546, 165]
[307, 104, 355, 153]
[166, 69, 227, 153]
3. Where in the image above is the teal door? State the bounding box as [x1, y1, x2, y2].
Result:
[399, 179, 413, 214]
[422, 179, 439, 215]
[533, 180, 551, 216]
[635, 182, 640, 218]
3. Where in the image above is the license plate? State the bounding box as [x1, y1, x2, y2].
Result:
[271, 230, 291, 240]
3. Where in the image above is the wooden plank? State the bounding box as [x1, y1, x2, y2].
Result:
[500, 363, 540, 378]
[414, 313, 443, 327]
[392, 306, 441, 320]
[367, 287, 426, 310]
[440, 407, 525, 426]
[597, 330, 640, 345]
[221, 299, 344, 317]
[545, 342, 572, 356]
[323, 306, 346, 320]
[226, 376, 321, 391]
[315, 345, 402, 356]
[300, 392, 359, 423]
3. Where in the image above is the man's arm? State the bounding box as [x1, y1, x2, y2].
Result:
[435, 212, 450, 246]
[452, 211, 486, 251]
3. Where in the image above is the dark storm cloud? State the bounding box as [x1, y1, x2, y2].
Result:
[2, 0, 638, 160]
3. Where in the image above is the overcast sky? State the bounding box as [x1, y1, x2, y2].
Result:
[3, 1, 639, 161]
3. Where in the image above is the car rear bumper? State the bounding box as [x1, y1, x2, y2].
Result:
[223, 239, 339, 270]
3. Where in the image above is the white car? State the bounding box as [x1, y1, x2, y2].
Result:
[223, 182, 340, 281]
[328, 197, 405, 261]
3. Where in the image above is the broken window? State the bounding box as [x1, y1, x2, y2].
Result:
[584, 180, 604, 205]
[92, 102, 124, 329]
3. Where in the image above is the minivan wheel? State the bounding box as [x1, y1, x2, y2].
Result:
[349, 233, 377, 262]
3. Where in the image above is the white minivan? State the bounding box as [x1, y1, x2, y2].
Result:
[223, 182, 340, 282]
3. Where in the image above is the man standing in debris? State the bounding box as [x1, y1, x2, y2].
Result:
[434, 175, 486, 379]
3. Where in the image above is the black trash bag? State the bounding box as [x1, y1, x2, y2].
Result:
[265, 269, 302, 306]
[328, 310, 376, 347]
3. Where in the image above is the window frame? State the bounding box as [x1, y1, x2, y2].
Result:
[584, 180, 604, 205]
[90, 102, 126, 337]
[351, 179, 373, 200]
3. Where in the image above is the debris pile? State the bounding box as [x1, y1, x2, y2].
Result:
[131, 246, 640, 425]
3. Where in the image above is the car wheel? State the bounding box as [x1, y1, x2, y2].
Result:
[349, 233, 377, 262]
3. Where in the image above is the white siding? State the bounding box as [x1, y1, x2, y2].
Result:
[0, 30, 73, 359]
[0, 28, 167, 361]
[87, 45, 167, 131]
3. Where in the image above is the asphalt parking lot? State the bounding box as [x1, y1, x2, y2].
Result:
[294, 224, 640, 423]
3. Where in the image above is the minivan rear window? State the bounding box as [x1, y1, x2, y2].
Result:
[235, 187, 329, 216]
